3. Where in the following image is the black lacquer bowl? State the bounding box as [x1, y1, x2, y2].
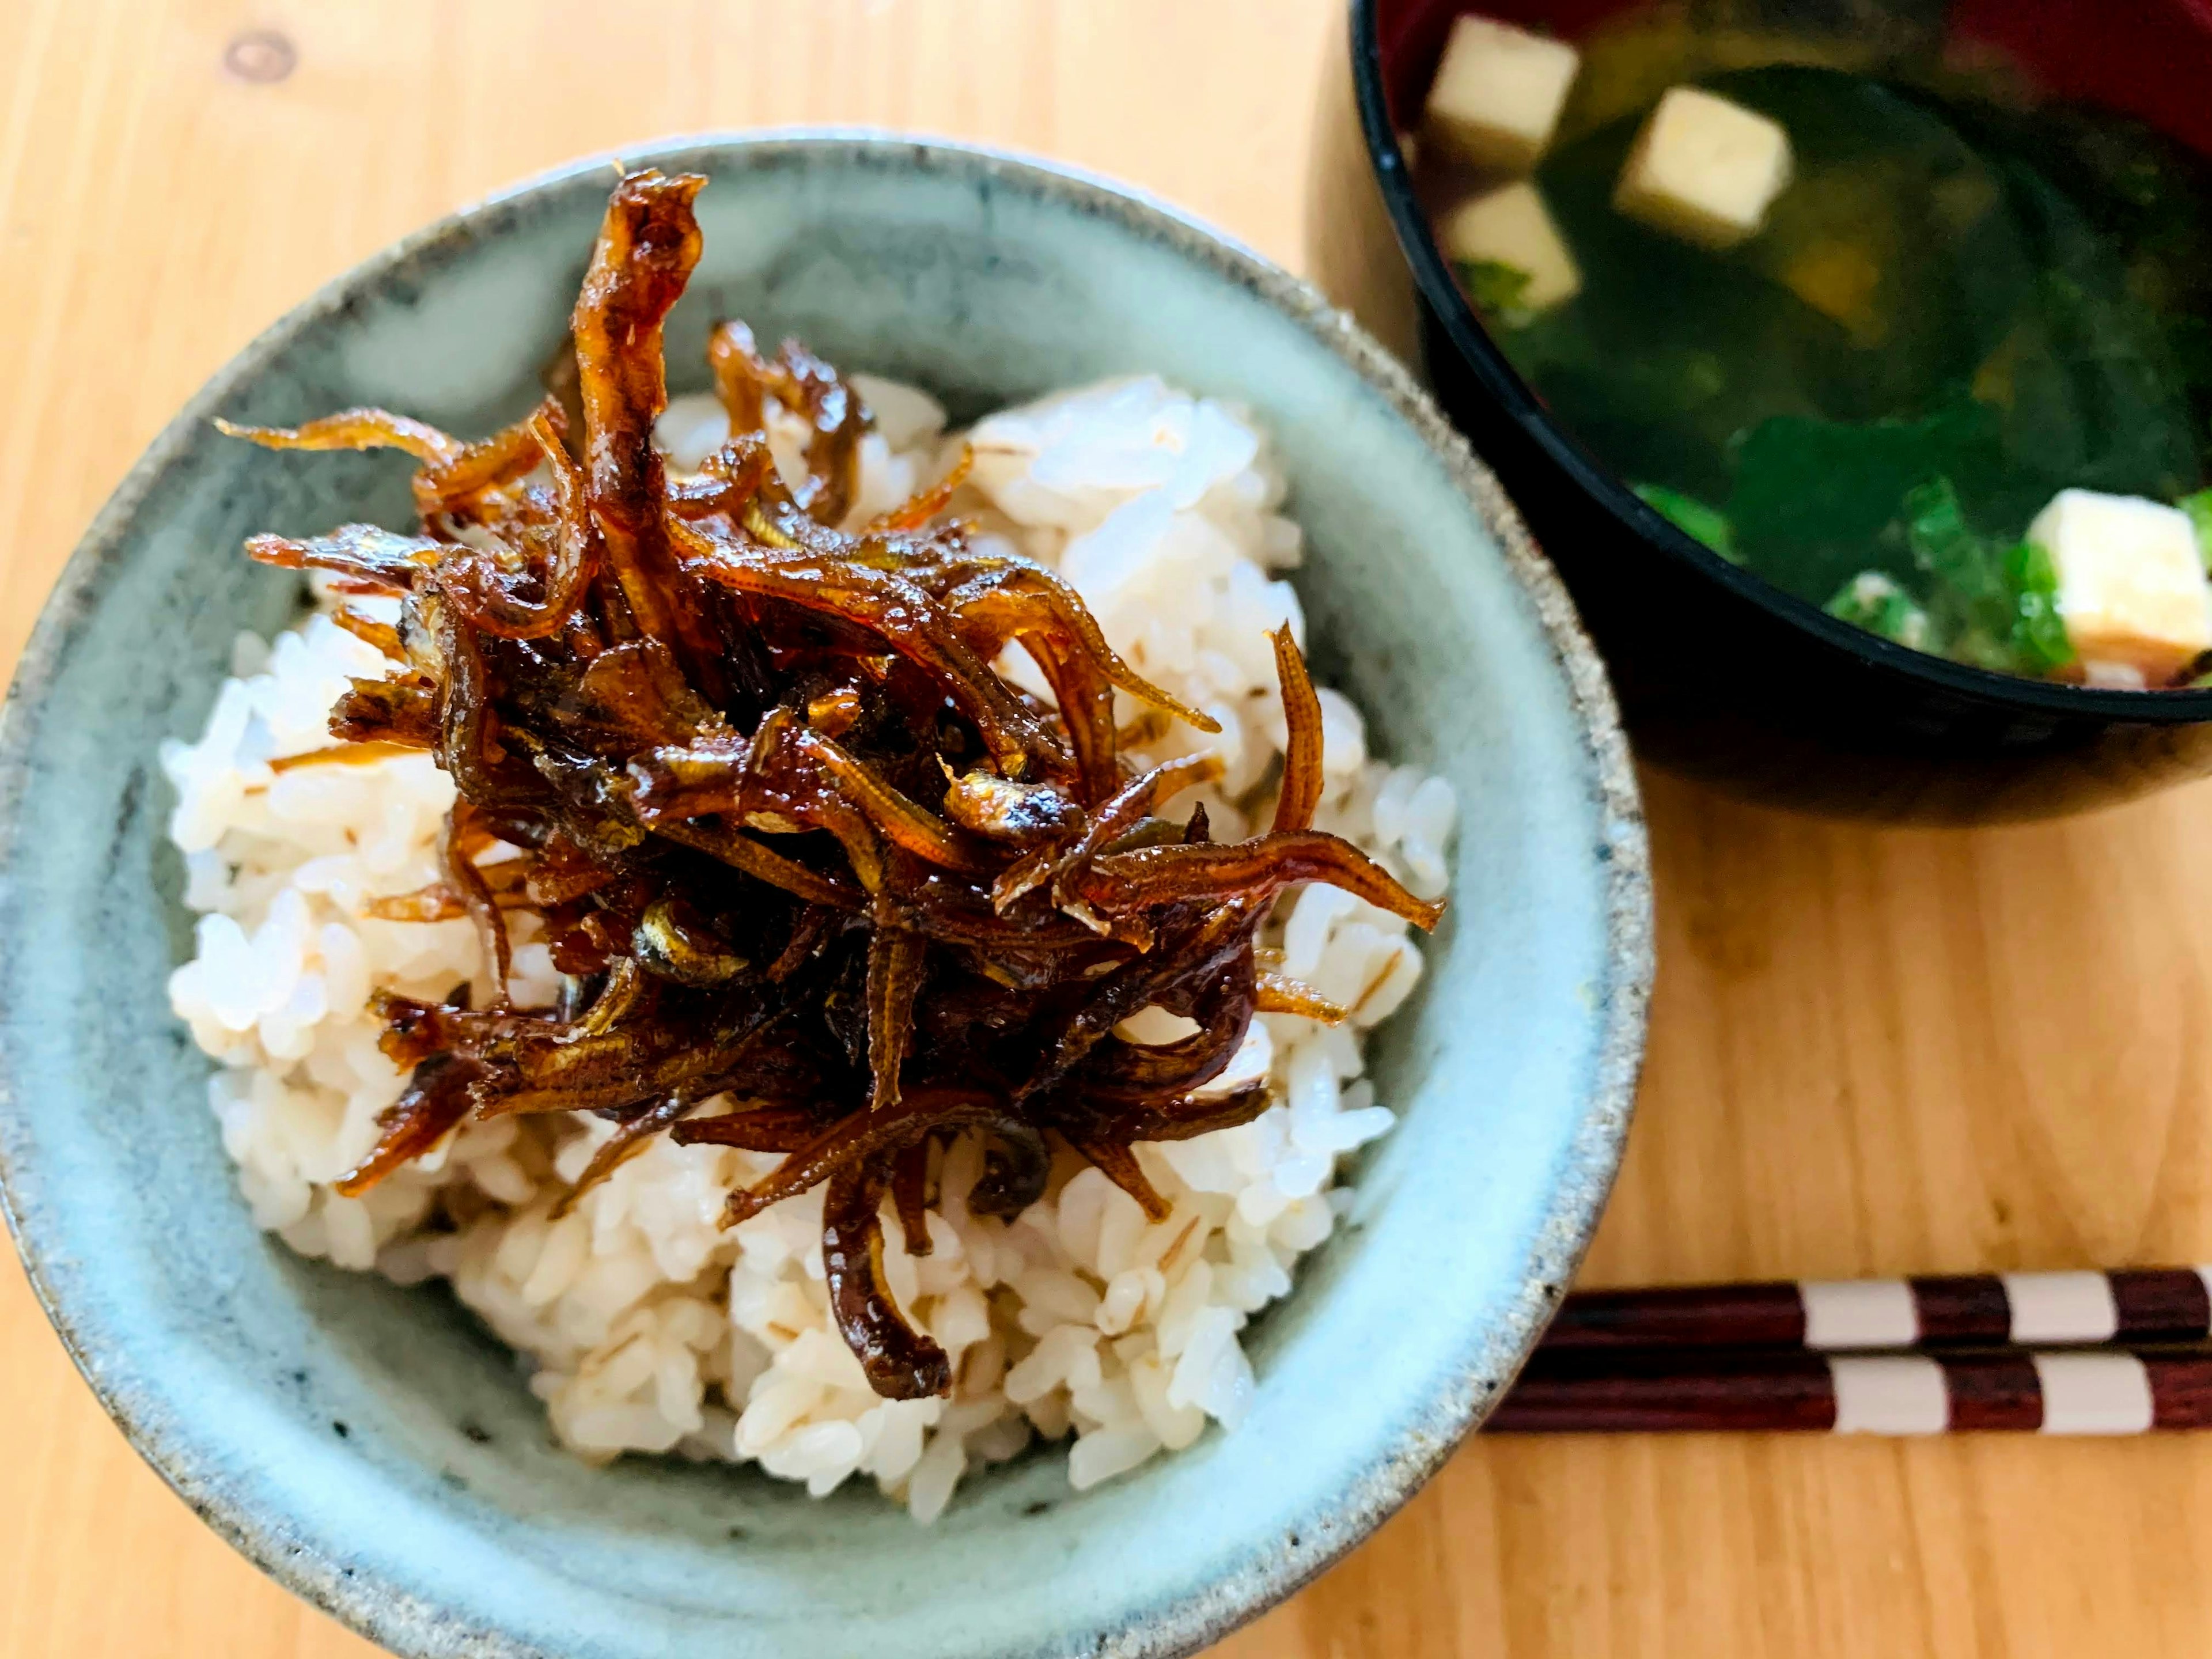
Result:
[1312, 0, 2212, 821]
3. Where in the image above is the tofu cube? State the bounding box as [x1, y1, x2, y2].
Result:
[1614, 86, 1793, 249]
[2029, 488, 2212, 684]
[1440, 181, 1582, 313]
[1423, 16, 1581, 173]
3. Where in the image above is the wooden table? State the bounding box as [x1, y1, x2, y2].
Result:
[3, 2, 2208, 1653]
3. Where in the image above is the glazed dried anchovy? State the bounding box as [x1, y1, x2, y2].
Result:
[231, 169, 1444, 1400]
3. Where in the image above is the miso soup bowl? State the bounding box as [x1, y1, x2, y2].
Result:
[0, 136, 1651, 1658]
[1313, 0, 2212, 823]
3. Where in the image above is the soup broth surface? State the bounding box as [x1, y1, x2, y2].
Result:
[1417, 13, 2212, 685]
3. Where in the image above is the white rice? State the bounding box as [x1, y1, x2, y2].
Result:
[164, 374, 1457, 1520]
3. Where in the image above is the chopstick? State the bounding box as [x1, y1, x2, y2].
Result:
[1536, 1267, 2212, 1353]
[1476, 1268, 2212, 1435]
[1484, 1347, 2212, 1434]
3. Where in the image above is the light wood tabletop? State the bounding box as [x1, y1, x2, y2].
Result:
[3, 2, 2210, 1654]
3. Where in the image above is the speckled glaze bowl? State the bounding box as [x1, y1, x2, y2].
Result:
[0, 135, 1649, 1659]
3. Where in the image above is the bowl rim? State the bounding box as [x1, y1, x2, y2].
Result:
[0, 128, 1652, 1659]
[1348, 0, 2212, 722]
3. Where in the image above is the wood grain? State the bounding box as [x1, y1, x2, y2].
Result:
[2, 1, 2208, 1654]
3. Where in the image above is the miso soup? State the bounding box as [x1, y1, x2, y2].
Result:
[1413, 7, 2212, 688]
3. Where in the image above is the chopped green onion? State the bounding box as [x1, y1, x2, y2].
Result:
[1825, 571, 1934, 652]
[1889, 478, 2077, 675]
[1634, 483, 1741, 563]
[1902, 477, 2016, 669]
[2181, 488, 2212, 574]
[1902, 478, 1994, 599]
[2005, 537, 2074, 676]
[1453, 259, 1535, 325]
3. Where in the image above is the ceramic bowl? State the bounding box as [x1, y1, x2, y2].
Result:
[0, 134, 1649, 1658]
[1311, 0, 2212, 823]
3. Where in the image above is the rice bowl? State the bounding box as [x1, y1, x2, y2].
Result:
[0, 135, 1646, 1659]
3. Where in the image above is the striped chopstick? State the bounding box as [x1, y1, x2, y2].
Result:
[1539, 1267, 2212, 1354]
[1484, 1349, 2212, 1435]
